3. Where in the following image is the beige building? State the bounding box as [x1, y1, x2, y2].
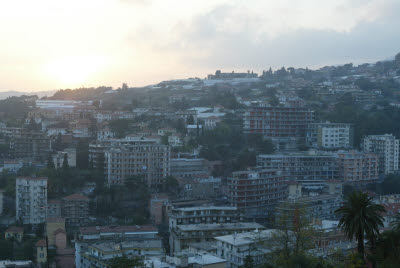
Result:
[46, 218, 65, 247]
[36, 239, 47, 264]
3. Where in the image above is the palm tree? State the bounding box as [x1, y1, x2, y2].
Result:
[391, 213, 400, 231]
[335, 191, 386, 257]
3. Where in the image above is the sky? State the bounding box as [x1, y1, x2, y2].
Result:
[1, 0, 400, 92]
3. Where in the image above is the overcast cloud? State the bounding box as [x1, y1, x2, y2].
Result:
[0, 0, 399, 91]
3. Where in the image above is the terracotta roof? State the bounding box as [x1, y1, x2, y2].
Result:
[63, 193, 89, 201]
[6, 226, 24, 233]
[382, 203, 400, 215]
[79, 225, 157, 235]
[53, 228, 66, 236]
[36, 239, 47, 247]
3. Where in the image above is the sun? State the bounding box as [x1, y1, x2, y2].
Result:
[45, 56, 105, 88]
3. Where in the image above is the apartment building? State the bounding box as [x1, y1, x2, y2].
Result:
[256, 151, 338, 187]
[362, 134, 399, 174]
[105, 143, 170, 186]
[227, 168, 287, 219]
[16, 177, 47, 224]
[215, 229, 279, 268]
[170, 157, 209, 179]
[243, 101, 313, 139]
[62, 194, 89, 227]
[337, 150, 379, 185]
[169, 222, 264, 254]
[169, 206, 244, 229]
[89, 137, 170, 186]
[307, 122, 353, 149]
[75, 225, 159, 268]
[7, 131, 52, 162]
[276, 193, 343, 222]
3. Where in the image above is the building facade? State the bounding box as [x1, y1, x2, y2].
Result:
[62, 194, 89, 227]
[337, 150, 379, 185]
[307, 122, 353, 149]
[16, 177, 47, 224]
[362, 134, 399, 174]
[256, 151, 338, 187]
[228, 168, 286, 219]
[243, 102, 313, 139]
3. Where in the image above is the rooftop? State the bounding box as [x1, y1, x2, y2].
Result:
[173, 206, 237, 212]
[177, 222, 264, 232]
[79, 225, 157, 235]
[214, 229, 279, 246]
[6, 226, 24, 233]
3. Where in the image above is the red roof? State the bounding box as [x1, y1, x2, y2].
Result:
[36, 239, 47, 247]
[6, 226, 24, 233]
[382, 203, 400, 215]
[79, 225, 157, 235]
[54, 228, 66, 236]
[63, 193, 89, 201]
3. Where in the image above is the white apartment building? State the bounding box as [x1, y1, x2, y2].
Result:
[307, 122, 353, 149]
[215, 229, 279, 268]
[16, 177, 47, 224]
[362, 134, 399, 174]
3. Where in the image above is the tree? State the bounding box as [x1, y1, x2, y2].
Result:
[266, 202, 317, 267]
[47, 154, 55, 170]
[241, 255, 254, 268]
[395, 52, 400, 67]
[335, 191, 386, 258]
[108, 256, 144, 268]
[62, 153, 69, 170]
[53, 133, 64, 151]
[76, 140, 89, 169]
[187, 115, 195, 125]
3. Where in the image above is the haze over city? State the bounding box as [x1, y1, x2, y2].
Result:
[2, 1, 400, 267]
[1, 0, 400, 91]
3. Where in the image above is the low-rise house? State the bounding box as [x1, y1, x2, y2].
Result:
[97, 127, 115, 140]
[204, 116, 221, 129]
[168, 133, 184, 147]
[36, 239, 47, 264]
[46, 218, 65, 247]
[5, 226, 24, 242]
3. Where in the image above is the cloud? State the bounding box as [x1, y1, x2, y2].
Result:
[149, 0, 400, 71]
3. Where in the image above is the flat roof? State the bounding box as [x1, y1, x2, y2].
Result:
[214, 229, 279, 246]
[174, 206, 237, 212]
[177, 222, 263, 231]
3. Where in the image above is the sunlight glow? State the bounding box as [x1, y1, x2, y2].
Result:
[44, 56, 106, 88]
